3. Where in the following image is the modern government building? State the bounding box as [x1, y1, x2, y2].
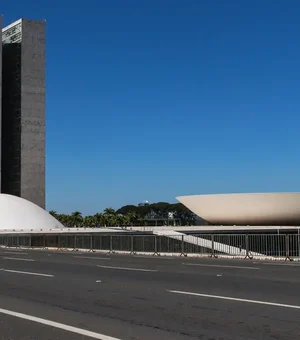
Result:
[0, 16, 45, 210]
[0, 16, 299, 232]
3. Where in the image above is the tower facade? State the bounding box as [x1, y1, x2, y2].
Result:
[1, 18, 45, 209]
[0, 16, 2, 191]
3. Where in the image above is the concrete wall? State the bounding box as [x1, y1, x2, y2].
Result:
[20, 19, 46, 209]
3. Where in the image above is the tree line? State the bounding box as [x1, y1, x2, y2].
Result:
[49, 202, 199, 228]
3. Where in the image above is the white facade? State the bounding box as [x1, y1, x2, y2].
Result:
[177, 193, 300, 226]
[0, 194, 63, 230]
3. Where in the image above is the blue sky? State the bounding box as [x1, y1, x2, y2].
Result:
[2, 1, 300, 215]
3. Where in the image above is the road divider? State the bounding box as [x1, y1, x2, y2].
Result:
[167, 290, 300, 310]
[97, 265, 157, 272]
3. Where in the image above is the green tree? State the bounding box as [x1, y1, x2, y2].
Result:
[49, 210, 58, 219]
[102, 208, 116, 227]
[48, 201, 201, 228]
[127, 211, 140, 226]
[94, 213, 104, 227]
[83, 215, 96, 228]
[71, 211, 83, 228]
[56, 214, 71, 227]
[116, 205, 138, 215]
[121, 214, 130, 227]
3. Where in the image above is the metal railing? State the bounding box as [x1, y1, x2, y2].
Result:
[0, 233, 299, 260]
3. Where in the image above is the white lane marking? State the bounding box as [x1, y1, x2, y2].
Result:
[96, 280, 102, 283]
[168, 290, 300, 310]
[134, 255, 175, 260]
[3, 252, 28, 255]
[3, 257, 35, 262]
[1, 248, 23, 251]
[0, 307, 121, 340]
[57, 252, 85, 255]
[262, 263, 300, 267]
[97, 265, 157, 272]
[1, 269, 53, 277]
[217, 274, 222, 277]
[56, 251, 83, 255]
[73, 256, 110, 260]
[182, 263, 259, 270]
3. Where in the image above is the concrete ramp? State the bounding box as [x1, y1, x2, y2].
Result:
[153, 230, 262, 256]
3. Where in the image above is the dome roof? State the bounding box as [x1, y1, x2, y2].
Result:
[177, 193, 300, 226]
[0, 194, 64, 230]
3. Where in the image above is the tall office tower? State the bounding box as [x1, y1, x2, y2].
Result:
[1, 19, 46, 209]
[0, 15, 2, 192]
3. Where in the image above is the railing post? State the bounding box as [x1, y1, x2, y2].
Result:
[89, 234, 94, 252]
[142, 236, 145, 253]
[244, 234, 252, 259]
[109, 235, 113, 253]
[73, 235, 77, 251]
[285, 234, 292, 261]
[153, 235, 158, 256]
[99, 235, 102, 250]
[180, 235, 186, 257]
[210, 234, 217, 258]
[130, 235, 134, 254]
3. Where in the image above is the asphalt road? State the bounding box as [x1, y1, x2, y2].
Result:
[0, 249, 300, 339]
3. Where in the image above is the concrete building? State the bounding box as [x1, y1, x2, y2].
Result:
[1, 18, 45, 209]
[177, 193, 300, 226]
[0, 16, 2, 191]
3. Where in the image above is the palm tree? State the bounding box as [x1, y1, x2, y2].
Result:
[119, 214, 130, 228]
[94, 213, 104, 228]
[103, 208, 116, 216]
[48, 207, 151, 228]
[71, 211, 83, 228]
[127, 212, 140, 226]
[103, 208, 117, 227]
[83, 215, 96, 228]
[57, 214, 74, 227]
[49, 210, 58, 219]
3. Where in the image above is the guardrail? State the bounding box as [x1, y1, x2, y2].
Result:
[0, 234, 299, 260]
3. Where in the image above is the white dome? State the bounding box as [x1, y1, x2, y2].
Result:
[0, 194, 64, 230]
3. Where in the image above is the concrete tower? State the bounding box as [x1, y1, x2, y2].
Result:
[1, 18, 45, 209]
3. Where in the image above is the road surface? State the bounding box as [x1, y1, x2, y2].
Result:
[0, 248, 299, 339]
